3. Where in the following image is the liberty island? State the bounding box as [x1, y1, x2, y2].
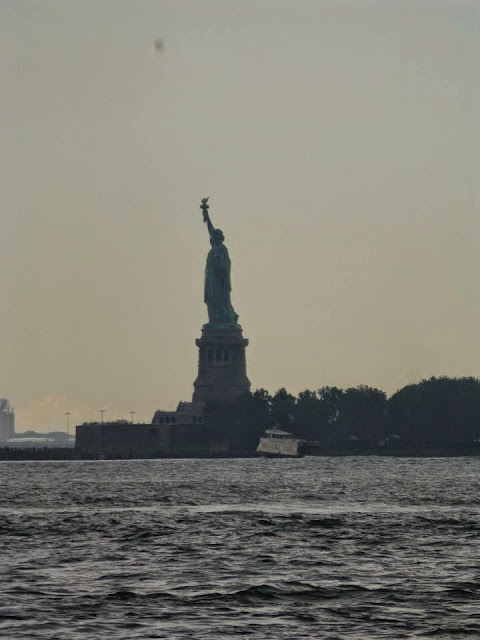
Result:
[69, 199, 480, 459]
[75, 198, 250, 457]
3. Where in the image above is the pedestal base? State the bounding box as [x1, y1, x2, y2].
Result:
[193, 325, 250, 403]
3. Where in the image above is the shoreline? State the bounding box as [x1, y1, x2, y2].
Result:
[1, 446, 480, 461]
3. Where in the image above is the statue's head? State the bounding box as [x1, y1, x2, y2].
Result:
[211, 228, 225, 245]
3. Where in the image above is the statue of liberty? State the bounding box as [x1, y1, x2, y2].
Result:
[200, 198, 239, 327]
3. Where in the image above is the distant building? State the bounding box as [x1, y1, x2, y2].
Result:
[75, 402, 226, 458]
[5, 437, 56, 448]
[0, 399, 15, 443]
[151, 402, 205, 426]
[4, 430, 75, 448]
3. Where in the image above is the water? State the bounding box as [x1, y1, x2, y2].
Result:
[1, 457, 479, 639]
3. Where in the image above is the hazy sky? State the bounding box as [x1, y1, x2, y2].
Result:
[1, 0, 479, 432]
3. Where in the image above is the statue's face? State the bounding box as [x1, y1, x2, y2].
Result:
[211, 229, 225, 245]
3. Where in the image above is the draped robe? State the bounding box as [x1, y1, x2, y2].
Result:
[204, 242, 238, 326]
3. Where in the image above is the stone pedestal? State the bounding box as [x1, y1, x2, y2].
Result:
[193, 325, 250, 403]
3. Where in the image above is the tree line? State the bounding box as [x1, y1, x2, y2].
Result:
[206, 376, 480, 453]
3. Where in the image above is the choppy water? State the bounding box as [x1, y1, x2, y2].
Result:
[0, 457, 479, 639]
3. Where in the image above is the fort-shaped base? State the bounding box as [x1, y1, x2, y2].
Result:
[193, 325, 250, 403]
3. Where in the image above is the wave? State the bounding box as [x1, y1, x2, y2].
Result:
[189, 581, 372, 604]
[99, 581, 373, 606]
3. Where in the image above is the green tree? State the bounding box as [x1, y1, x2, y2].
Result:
[336, 385, 387, 447]
[270, 388, 296, 433]
[294, 390, 332, 441]
[205, 390, 271, 454]
[386, 376, 480, 447]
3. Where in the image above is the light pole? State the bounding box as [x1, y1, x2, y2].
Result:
[100, 409, 106, 424]
[130, 411, 136, 424]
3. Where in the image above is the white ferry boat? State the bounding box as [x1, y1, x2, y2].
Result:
[256, 428, 303, 458]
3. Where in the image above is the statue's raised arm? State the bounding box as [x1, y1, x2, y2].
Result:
[200, 197, 215, 237]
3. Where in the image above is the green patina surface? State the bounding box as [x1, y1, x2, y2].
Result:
[200, 198, 239, 328]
